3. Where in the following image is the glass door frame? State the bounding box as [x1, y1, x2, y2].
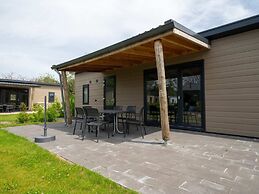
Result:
[143, 60, 205, 132]
[103, 75, 116, 110]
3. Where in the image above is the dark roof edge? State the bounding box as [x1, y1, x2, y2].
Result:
[0, 79, 60, 87]
[199, 14, 259, 40]
[52, 20, 208, 70]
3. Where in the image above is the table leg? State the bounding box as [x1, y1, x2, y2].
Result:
[115, 113, 124, 134]
[113, 114, 116, 136]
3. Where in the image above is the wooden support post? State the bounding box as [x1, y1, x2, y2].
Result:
[154, 39, 170, 141]
[28, 87, 33, 111]
[61, 71, 72, 125]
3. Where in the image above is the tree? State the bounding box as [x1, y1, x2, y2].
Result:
[34, 73, 59, 84]
[0, 72, 27, 80]
[66, 72, 75, 116]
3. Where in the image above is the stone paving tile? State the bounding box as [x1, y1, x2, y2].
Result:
[6, 123, 259, 194]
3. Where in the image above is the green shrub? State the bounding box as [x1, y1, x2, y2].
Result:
[51, 100, 63, 117]
[31, 105, 44, 122]
[19, 101, 62, 123]
[32, 103, 43, 111]
[46, 103, 60, 122]
[47, 108, 57, 122]
[17, 112, 30, 123]
[19, 103, 27, 112]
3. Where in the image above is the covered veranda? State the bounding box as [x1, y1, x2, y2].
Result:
[52, 20, 210, 141]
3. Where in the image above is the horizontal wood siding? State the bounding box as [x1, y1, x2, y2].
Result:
[75, 72, 104, 109]
[111, 66, 144, 112]
[32, 86, 62, 106]
[205, 29, 259, 137]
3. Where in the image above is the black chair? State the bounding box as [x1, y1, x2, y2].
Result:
[7, 104, 15, 112]
[73, 107, 86, 135]
[184, 106, 198, 125]
[118, 106, 136, 130]
[84, 108, 110, 143]
[149, 105, 159, 122]
[125, 106, 137, 119]
[188, 106, 198, 124]
[82, 106, 92, 113]
[0, 105, 3, 112]
[125, 107, 146, 138]
[168, 105, 177, 124]
[115, 106, 124, 128]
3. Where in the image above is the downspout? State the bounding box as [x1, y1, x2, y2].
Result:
[54, 69, 67, 126]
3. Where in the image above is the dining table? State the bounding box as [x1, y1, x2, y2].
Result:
[100, 109, 124, 135]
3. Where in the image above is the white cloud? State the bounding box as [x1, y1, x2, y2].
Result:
[0, 0, 258, 79]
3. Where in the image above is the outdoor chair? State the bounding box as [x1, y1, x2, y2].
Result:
[6, 105, 14, 112]
[149, 105, 160, 122]
[118, 106, 136, 130]
[168, 105, 177, 124]
[125, 107, 146, 138]
[73, 107, 86, 135]
[82, 106, 92, 113]
[125, 106, 137, 119]
[84, 108, 111, 143]
[184, 106, 198, 125]
[0, 105, 3, 112]
[114, 105, 125, 128]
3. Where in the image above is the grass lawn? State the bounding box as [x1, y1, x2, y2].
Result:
[0, 130, 136, 193]
[0, 113, 63, 128]
[0, 114, 136, 193]
[0, 114, 18, 122]
[0, 113, 32, 128]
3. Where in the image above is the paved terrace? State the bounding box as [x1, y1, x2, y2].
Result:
[7, 123, 259, 194]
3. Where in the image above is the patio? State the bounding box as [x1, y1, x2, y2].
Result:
[7, 123, 259, 194]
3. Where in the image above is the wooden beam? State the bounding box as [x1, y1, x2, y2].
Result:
[162, 37, 199, 51]
[173, 28, 210, 49]
[61, 71, 72, 125]
[154, 39, 170, 142]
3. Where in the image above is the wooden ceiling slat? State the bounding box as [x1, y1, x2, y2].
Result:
[162, 38, 197, 51]
[113, 52, 154, 61]
[164, 34, 202, 50]
[123, 48, 155, 57]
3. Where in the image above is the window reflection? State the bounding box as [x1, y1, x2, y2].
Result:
[145, 64, 203, 129]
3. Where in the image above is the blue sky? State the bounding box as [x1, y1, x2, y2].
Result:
[0, 0, 258, 79]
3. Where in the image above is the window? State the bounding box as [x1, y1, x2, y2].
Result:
[104, 76, 116, 109]
[10, 94, 16, 101]
[48, 92, 55, 103]
[83, 84, 89, 104]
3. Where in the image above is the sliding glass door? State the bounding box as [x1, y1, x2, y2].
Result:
[144, 60, 204, 131]
[0, 87, 29, 110]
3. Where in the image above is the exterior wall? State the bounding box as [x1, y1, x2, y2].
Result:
[75, 29, 259, 138]
[204, 29, 259, 137]
[31, 85, 62, 109]
[113, 66, 145, 112]
[75, 72, 104, 109]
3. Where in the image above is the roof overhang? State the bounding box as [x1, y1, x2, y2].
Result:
[0, 82, 39, 88]
[52, 20, 210, 72]
[0, 79, 60, 87]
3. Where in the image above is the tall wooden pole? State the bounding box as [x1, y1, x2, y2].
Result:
[61, 71, 72, 125]
[154, 39, 170, 141]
